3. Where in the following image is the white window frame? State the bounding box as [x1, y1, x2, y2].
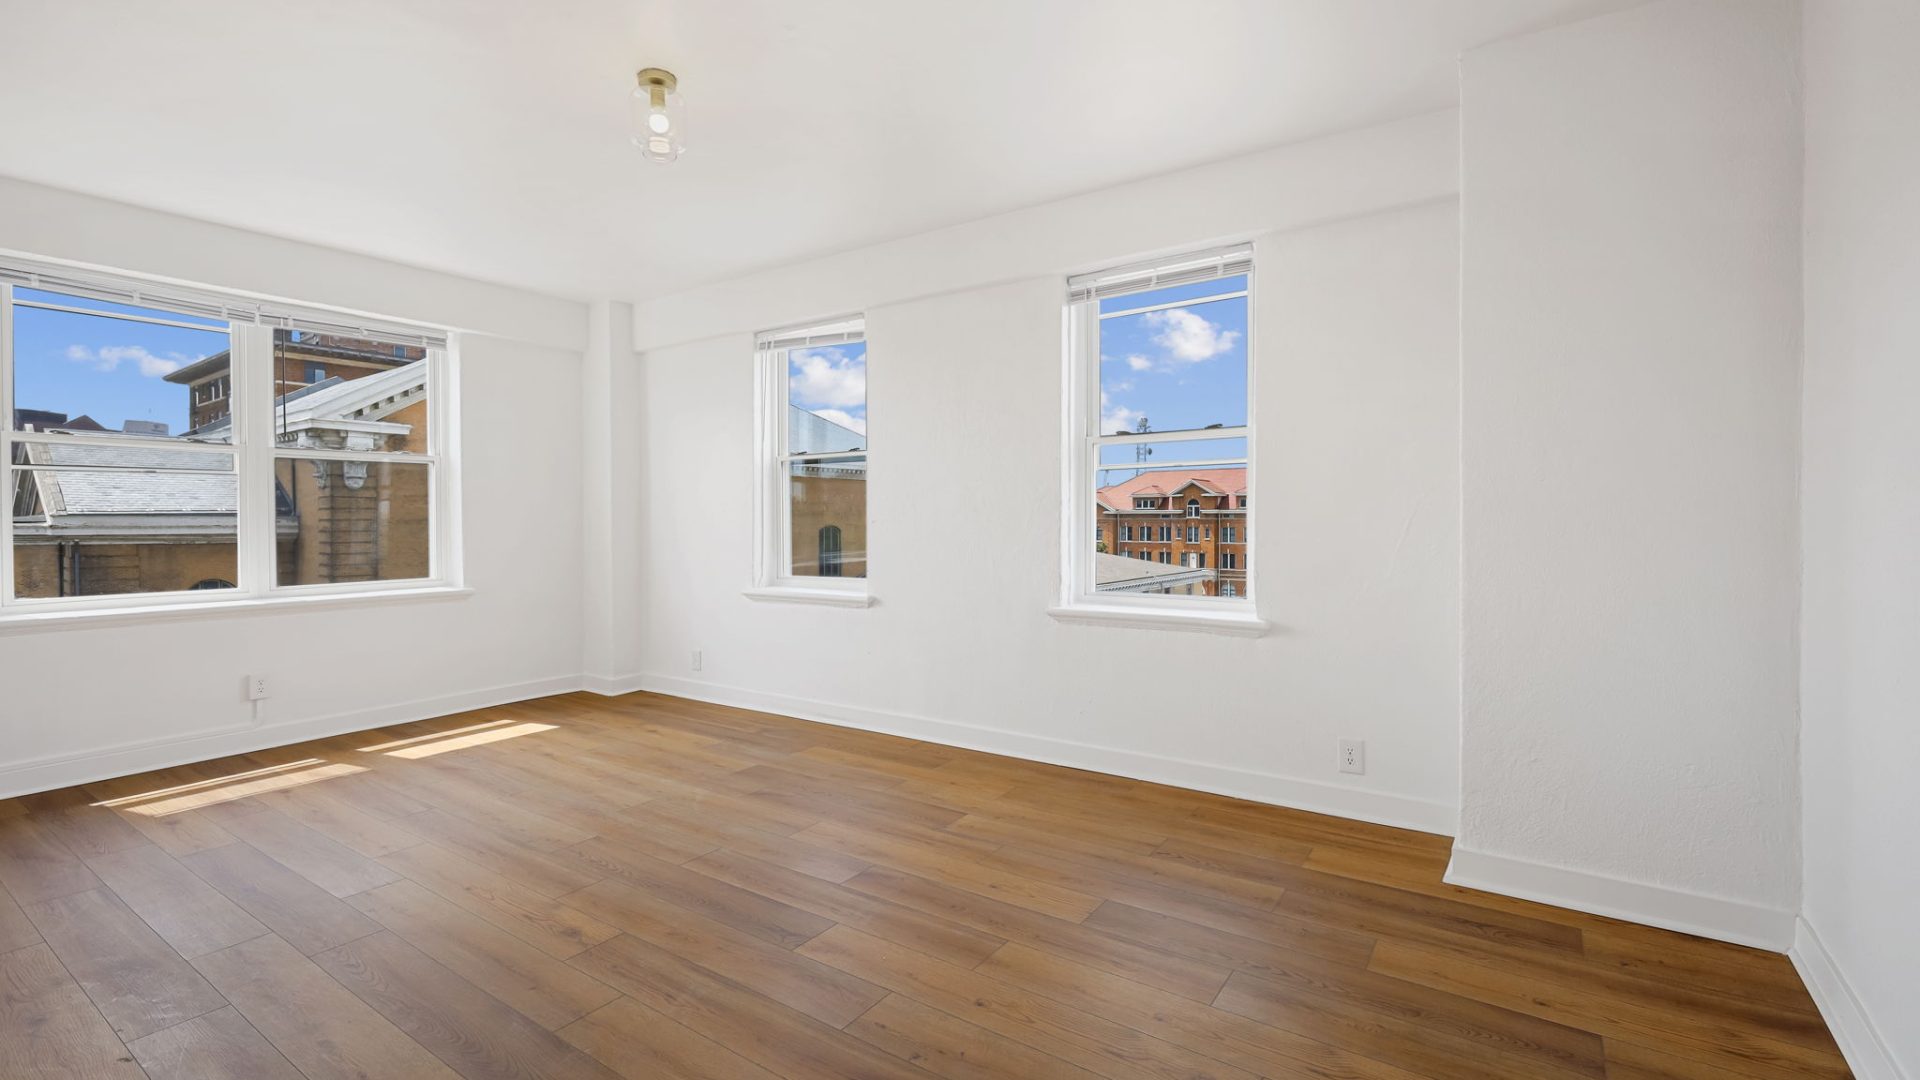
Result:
[1052, 243, 1267, 636]
[0, 257, 462, 624]
[748, 315, 872, 608]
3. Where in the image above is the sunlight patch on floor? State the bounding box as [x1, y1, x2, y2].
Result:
[95, 758, 368, 816]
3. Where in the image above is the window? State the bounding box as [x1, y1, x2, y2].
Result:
[818, 525, 844, 577]
[2, 261, 453, 613]
[1064, 245, 1253, 616]
[1122, 525, 1134, 541]
[755, 316, 867, 594]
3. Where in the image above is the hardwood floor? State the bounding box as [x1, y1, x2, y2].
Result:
[0, 691, 1847, 1079]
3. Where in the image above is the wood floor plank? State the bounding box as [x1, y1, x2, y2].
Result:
[212, 807, 401, 898]
[25, 887, 227, 1042]
[848, 993, 1107, 1080]
[21, 805, 153, 861]
[179, 842, 381, 956]
[796, 924, 1263, 1080]
[252, 785, 424, 858]
[972, 938, 1433, 1080]
[346, 878, 621, 1030]
[558, 996, 783, 1080]
[562, 878, 883, 1027]
[379, 841, 621, 960]
[0, 941, 145, 1078]
[1081, 897, 1376, 974]
[0, 814, 105, 905]
[845, 865, 1232, 1003]
[85, 845, 267, 959]
[190, 932, 458, 1079]
[563, 838, 833, 948]
[0, 882, 40, 953]
[402, 810, 603, 898]
[685, 848, 1008, 967]
[111, 807, 237, 858]
[313, 930, 621, 1079]
[5, 690, 1850, 1080]
[125, 1005, 303, 1080]
[1368, 940, 1850, 1080]
[798, 818, 1104, 921]
[623, 799, 872, 883]
[568, 932, 938, 1080]
[1212, 966, 1606, 1080]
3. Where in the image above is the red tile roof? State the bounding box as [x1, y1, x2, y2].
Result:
[1098, 468, 1248, 511]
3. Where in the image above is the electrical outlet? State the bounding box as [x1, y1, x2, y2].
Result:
[1339, 738, 1365, 775]
[691, 650, 703, 672]
[247, 675, 270, 701]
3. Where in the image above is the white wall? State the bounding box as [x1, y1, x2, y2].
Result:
[1454, 0, 1804, 946]
[624, 119, 1463, 833]
[1797, 0, 1920, 1074]
[0, 182, 589, 796]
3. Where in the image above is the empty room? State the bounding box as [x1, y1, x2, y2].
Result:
[0, 1, 1912, 1077]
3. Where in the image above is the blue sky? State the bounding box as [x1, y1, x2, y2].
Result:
[10, 288, 227, 436]
[789, 341, 866, 437]
[1098, 274, 1247, 438]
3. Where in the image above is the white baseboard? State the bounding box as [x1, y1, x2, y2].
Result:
[1790, 917, 1908, 1080]
[593, 672, 1457, 836]
[0, 674, 585, 800]
[1443, 845, 1796, 951]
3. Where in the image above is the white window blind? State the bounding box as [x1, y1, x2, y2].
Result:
[0, 257, 448, 349]
[1066, 243, 1253, 304]
[756, 316, 865, 352]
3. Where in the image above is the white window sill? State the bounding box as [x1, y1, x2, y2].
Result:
[742, 586, 874, 609]
[0, 585, 473, 635]
[1047, 603, 1270, 637]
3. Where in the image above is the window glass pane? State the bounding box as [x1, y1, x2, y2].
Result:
[272, 329, 430, 453]
[787, 341, 866, 454]
[10, 462, 237, 598]
[1097, 277, 1246, 435]
[1096, 436, 1246, 469]
[1092, 455, 1248, 600]
[789, 456, 865, 578]
[273, 458, 430, 585]
[9, 289, 230, 439]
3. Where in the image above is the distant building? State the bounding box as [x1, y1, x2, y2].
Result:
[1095, 467, 1249, 597]
[10, 336, 429, 597]
[787, 406, 867, 578]
[164, 333, 423, 431]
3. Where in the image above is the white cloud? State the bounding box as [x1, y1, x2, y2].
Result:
[63, 344, 191, 378]
[1143, 308, 1240, 363]
[1126, 354, 1154, 371]
[788, 347, 866, 408]
[1100, 391, 1142, 435]
[811, 408, 866, 436]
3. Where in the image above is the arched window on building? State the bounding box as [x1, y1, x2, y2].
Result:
[818, 525, 844, 577]
[1185, 498, 1201, 518]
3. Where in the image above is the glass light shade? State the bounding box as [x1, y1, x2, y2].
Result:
[630, 74, 685, 164]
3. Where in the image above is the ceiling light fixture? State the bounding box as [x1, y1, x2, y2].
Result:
[631, 67, 684, 164]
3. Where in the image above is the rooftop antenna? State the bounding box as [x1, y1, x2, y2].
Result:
[1134, 416, 1152, 465]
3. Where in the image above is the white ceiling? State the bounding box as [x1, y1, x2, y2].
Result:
[0, 1, 1633, 302]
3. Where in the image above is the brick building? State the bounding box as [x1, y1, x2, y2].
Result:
[1095, 467, 1248, 597]
[10, 335, 428, 597]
